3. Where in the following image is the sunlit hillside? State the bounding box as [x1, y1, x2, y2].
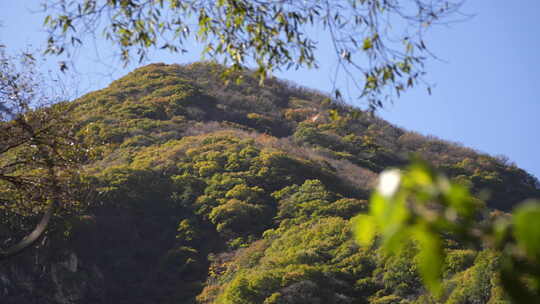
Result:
[1, 62, 538, 304]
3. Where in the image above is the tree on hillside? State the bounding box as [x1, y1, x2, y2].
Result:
[0, 47, 85, 259]
[40, 0, 465, 111]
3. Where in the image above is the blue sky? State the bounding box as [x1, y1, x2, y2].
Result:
[1, 1, 539, 179]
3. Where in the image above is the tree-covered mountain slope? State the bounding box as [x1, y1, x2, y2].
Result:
[1, 62, 538, 304]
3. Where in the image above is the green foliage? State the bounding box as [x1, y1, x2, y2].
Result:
[211, 217, 369, 304]
[443, 251, 502, 304]
[0, 48, 88, 258]
[41, 0, 465, 110]
[209, 199, 268, 237]
[513, 202, 540, 260]
[355, 160, 540, 303]
[3, 62, 539, 303]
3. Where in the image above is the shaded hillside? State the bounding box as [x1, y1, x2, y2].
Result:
[0, 62, 538, 304]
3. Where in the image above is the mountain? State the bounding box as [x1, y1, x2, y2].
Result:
[1, 62, 538, 304]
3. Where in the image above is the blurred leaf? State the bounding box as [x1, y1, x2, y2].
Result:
[413, 225, 443, 295]
[353, 214, 376, 246]
[513, 200, 540, 260]
[445, 182, 466, 203]
[370, 189, 409, 253]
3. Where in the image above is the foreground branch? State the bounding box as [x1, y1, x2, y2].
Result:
[0, 201, 55, 260]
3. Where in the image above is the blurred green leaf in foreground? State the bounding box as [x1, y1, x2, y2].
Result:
[355, 159, 540, 302]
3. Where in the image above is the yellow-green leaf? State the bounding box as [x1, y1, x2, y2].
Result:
[353, 214, 376, 246]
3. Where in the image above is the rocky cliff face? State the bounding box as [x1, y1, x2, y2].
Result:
[1, 248, 104, 303]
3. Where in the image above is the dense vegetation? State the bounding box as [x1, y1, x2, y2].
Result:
[1, 62, 538, 303]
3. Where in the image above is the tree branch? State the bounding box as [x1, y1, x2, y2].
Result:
[0, 200, 55, 259]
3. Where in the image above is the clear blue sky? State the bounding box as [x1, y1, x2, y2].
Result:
[1, 1, 539, 179]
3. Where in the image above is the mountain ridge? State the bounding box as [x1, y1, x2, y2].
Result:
[0, 62, 538, 304]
